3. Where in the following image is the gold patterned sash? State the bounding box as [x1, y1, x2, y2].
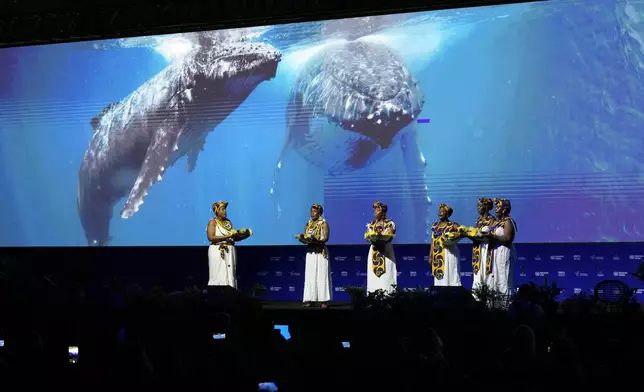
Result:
[215, 219, 234, 259]
[368, 219, 394, 278]
[472, 214, 496, 275]
[371, 247, 386, 277]
[305, 219, 327, 258]
[430, 221, 458, 280]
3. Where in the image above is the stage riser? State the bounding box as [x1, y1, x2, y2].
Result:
[2, 243, 643, 301]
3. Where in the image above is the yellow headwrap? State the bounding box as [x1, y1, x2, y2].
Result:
[372, 201, 388, 215]
[478, 197, 493, 212]
[438, 203, 453, 217]
[311, 203, 324, 215]
[494, 198, 511, 212]
[212, 201, 228, 214]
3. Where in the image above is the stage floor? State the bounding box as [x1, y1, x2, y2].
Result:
[261, 301, 351, 311]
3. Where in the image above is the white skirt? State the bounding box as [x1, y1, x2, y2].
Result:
[366, 244, 397, 294]
[434, 245, 462, 287]
[303, 248, 332, 302]
[208, 244, 237, 288]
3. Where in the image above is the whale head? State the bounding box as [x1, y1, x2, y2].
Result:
[187, 40, 282, 97]
[298, 40, 423, 149]
[287, 40, 424, 172]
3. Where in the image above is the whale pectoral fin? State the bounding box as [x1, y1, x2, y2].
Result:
[120, 128, 182, 219]
[400, 127, 432, 242]
[186, 134, 207, 173]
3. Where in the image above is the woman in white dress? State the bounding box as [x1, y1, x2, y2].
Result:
[297, 203, 332, 308]
[429, 203, 462, 287]
[470, 198, 496, 291]
[365, 201, 397, 294]
[488, 198, 517, 298]
[206, 201, 245, 288]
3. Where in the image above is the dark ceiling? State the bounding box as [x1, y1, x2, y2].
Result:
[0, 0, 543, 47]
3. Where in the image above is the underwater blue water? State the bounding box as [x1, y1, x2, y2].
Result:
[0, 0, 643, 246]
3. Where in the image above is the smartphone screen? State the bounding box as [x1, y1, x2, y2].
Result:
[274, 325, 290, 340]
[258, 382, 278, 391]
[68, 346, 79, 364]
[212, 333, 226, 340]
[342, 341, 351, 348]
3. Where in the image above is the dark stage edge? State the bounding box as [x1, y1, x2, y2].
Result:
[261, 301, 351, 310]
[261, 301, 352, 325]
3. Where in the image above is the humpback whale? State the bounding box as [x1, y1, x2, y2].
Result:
[271, 39, 431, 241]
[78, 38, 281, 246]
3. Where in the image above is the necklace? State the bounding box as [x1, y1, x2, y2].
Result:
[216, 219, 232, 231]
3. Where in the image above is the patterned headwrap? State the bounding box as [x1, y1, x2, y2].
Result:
[438, 203, 453, 217]
[494, 198, 511, 213]
[212, 201, 228, 214]
[311, 203, 324, 215]
[478, 197, 493, 212]
[372, 201, 388, 215]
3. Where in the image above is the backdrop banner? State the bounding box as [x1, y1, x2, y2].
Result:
[237, 243, 644, 301]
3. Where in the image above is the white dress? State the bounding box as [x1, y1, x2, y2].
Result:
[302, 219, 333, 303]
[472, 215, 496, 290]
[472, 241, 492, 290]
[435, 245, 461, 287]
[207, 220, 237, 288]
[431, 221, 462, 287]
[490, 218, 517, 297]
[366, 219, 397, 294]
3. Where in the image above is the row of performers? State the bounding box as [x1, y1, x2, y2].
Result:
[206, 198, 517, 308]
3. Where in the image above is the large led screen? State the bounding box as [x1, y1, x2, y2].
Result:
[0, 0, 643, 247]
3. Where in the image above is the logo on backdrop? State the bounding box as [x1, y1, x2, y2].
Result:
[288, 286, 296, 292]
[256, 271, 268, 276]
[275, 271, 283, 277]
[630, 254, 644, 261]
[269, 256, 281, 262]
[573, 255, 581, 261]
[593, 264, 604, 277]
[409, 271, 417, 277]
[403, 256, 416, 261]
[550, 255, 564, 261]
[269, 286, 282, 292]
[613, 271, 628, 277]
[574, 270, 589, 277]
[334, 256, 347, 261]
[534, 271, 549, 277]
[289, 271, 301, 277]
[534, 254, 542, 261]
[355, 270, 367, 277]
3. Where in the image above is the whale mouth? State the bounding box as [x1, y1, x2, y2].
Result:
[335, 107, 414, 149]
